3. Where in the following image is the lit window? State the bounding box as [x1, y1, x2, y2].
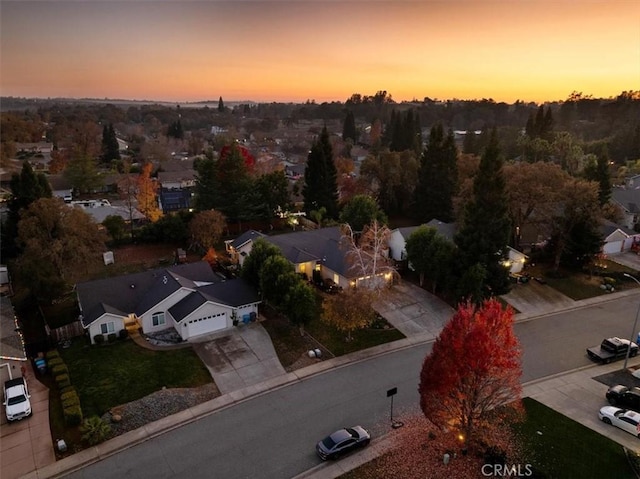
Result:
[152, 312, 166, 326]
[100, 322, 115, 334]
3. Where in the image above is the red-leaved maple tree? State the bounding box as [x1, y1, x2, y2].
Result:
[419, 298, 522, 448]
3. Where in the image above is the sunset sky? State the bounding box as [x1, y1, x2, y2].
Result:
[1, 0, 638, 104]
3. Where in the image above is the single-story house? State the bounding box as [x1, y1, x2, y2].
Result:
[388, 220, 456, 262]
[389, 220, 528, 274]
[611, 186, 640, 231]
[601, 219, 640, 255]
[76, 261, 260, 344]
[228, 227, 394, 290]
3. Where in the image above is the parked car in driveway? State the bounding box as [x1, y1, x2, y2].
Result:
[599, 406, 640, 437]
[316, 426, 370, 460]
[606, 385, 640, 410]
[3, 377, 32, 422]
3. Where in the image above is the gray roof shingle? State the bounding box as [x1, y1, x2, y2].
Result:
[77, 262, 219, 327]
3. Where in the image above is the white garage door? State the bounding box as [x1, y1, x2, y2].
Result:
[603, 241, 624, 255]
[185, 313, 227, 339]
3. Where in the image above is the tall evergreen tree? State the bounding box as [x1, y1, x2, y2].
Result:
[584, 146, 612, 206]
[215, 144, 257, 222]
[194, 157, 218, 211]
[342, 110, 357, 143]
[462, 129, 477, 154]
[303, 126, 339, 219]
[414, 123, 458, 223]
[4, 162, 53, 258]
[218, 96, 225, 112]
[454, 129, 511, 299]
[101, 123, 120, 164]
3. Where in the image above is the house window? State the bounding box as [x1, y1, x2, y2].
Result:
[100, 322, 115, 334]
[152, 312, 165, 326]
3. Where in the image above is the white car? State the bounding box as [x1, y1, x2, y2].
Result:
[599, 406, 640, 437]
[3, 378, 32, 422]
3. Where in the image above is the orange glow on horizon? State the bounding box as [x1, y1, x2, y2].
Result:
[1, 1, 638, 104]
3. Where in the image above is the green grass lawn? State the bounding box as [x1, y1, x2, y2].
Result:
[515, 398, 636, 478]
[306, 319, 405, 357]
[59, 337, 212, 418]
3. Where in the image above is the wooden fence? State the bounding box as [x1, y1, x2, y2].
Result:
[48, 321, 84, 342]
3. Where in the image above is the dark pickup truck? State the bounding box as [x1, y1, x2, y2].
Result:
[587, 337, 639, 364]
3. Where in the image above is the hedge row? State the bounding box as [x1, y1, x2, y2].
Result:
[49, 349, 84, 426]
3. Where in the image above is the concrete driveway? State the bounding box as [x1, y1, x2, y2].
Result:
[190, 323, 285, 395]
[373, 281, 455, 338]
[501, 279, 574, 317]
[607, 251, 640, 272]
[0, 365, 55, 479]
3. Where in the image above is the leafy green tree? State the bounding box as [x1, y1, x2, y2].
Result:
[584, 146, 612, 206]
[255, 170, 291, 220]
[359, 150, 419, 216]
[455, 129, 511, 298]
[303, 126, 339, 219]
[64, 154, 103, 194]
[4, 162, 53, 258]
[414, 123, 458, 223]
[101, 123, 120, 164]
[102, 215, 127, 245]
[240, 238, 282, 289]
[406, 226, 457, 293]
[342, 110, 357, 143]
[456, 263, 488, 305]
[259, 255, 298, 308]
[339, 194, 387, 232]
[283, 281, 318, 335]
[15, 198, 107, 301]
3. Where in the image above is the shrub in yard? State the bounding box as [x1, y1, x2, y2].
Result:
[60, 390, 79, 403]
[119, 329, 129, 340]
[46, 350, 60, 361]
[94, 334, 105, 345]
[63, 405, 83, 426]
[62, 394, 80, 409]
[80, 416, 112, 445]
[51, 363, 69, 376]
[60, 385, 76, 396]
[47, 356, 64, 368]
[107, 333, 117, 343]
[55, 373, 71, 389]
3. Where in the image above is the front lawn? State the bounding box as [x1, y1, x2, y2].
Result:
[59, 337, 212, 418]
[262, 308, 405, 367]
[305, 317, 405, 357]
[515, 397, 635, 478]
[340, 398, 636, 479]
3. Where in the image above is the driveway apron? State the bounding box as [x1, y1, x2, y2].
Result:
[190, 323, 285, 395]
[373, 282, 455, 338]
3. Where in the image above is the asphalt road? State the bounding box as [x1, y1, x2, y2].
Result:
[65, 295, 640, 479]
